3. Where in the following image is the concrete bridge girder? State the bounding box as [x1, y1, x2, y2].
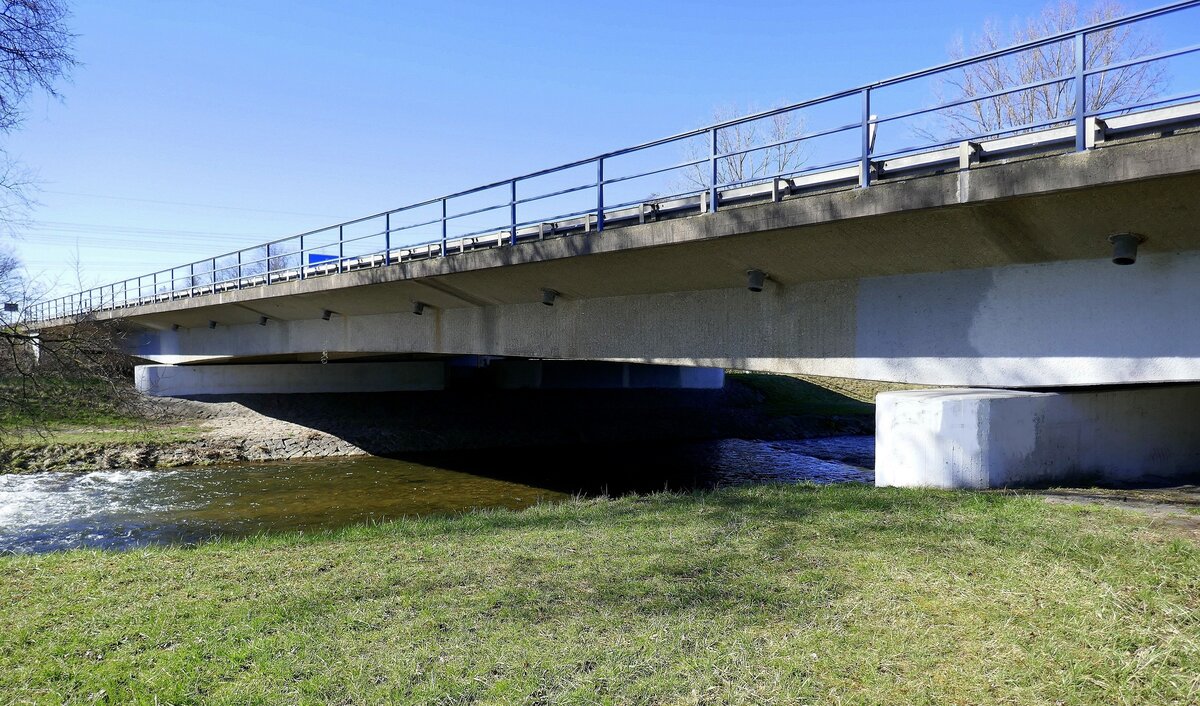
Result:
[94, 129, 1200, 340]
[129, 248, 1200, 389]
[99, 129, 1200, 389]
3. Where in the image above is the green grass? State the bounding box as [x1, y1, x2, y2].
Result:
[728, 371, 879, 416]
[0, 375, 204, 450]
[1, 484, 1196, 704]
[3, 424, 204, 448]
[0, 376, 145, 431]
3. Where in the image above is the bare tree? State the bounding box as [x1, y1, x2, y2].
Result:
[680, 105, 807, 191]
[0, 2, 141, 438]
[0, 1, 75, 230]
[1, 248, 140, 436]
[925, 0, 1165, 139]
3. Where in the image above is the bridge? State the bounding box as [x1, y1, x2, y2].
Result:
[29, 1, 1200, 488]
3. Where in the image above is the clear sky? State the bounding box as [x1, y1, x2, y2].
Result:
[5, 0, 1192, 298]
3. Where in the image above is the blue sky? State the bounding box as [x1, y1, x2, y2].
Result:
[6, 0, 1193, 297]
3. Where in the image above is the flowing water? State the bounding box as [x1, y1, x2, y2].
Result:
[0, 435, 873, 554]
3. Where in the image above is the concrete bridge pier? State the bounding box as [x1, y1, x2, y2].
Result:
[875, 385, 1200, 488]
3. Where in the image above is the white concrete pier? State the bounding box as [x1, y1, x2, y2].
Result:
[875, 385, 1200, 488]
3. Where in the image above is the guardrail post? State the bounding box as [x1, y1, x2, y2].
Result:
[299, 235, 305, 280]
[237, 251, 243, 289]
[384, 211, 391, 258]
[510, 179, 518, 246]
[440, 199, 448, 256]
[596, 158, 605, 232]
[338, 225, 345, 271]
[860, 87, 873, 188]
[1074, 30, 1087, 152]
[708, 127, 719, 213]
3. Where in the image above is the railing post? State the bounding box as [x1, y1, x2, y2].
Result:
[440, 199, 448, 256]
[384, 211, 391, 258]
[237, 250, 243, 288]
[509, 179, 518, 246]
[708, 127, 719, 213]
[860, 87, 873, 188]
[299, 234, 306, 279]
[596, 158, 605, 232]
[1074, 30, 1087, 152]
[338, 225, 345, 271]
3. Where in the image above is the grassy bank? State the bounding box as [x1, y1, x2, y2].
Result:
[1, 485, 1196, 704]
[0, 377, 141, 430]
[0, 375, 193, 451]
[2, 425, 202, 447]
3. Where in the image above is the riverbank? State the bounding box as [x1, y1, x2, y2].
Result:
[1, 483, 1195, 704]
[0, 372, 877, 472]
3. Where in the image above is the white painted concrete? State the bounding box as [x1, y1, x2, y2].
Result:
[876, 386, 1200, 488]
[126, 250, 1200, 388]
[134, 362, 446, 397]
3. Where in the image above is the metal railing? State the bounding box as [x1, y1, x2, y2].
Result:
[31, 0, 1200, 322]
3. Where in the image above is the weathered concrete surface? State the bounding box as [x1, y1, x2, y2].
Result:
[135, 362, 446, 397]
[50, 130, 1200, 387]
[875, 385, 1200, 488]
[125, 249, 1200, 387]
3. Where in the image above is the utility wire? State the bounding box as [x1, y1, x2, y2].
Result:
[41, 189, 340, 219]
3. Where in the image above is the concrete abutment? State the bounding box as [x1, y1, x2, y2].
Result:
[875, 385, 1200, 488]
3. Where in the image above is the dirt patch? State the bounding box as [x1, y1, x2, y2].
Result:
[1019, 485, 1200, 540]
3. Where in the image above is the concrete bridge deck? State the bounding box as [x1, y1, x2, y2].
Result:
[84, 121, 1200, 389]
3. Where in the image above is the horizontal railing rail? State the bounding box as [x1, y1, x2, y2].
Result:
[29, 0, 1200, 323]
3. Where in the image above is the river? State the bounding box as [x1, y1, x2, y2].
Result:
[0, 435, 873, 554]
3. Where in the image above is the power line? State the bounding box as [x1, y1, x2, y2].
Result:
[42, 189, 340, 219]
[27, 220, 274, 240]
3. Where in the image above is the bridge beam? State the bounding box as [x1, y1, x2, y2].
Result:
[875, 385, 1200, 488]
[133, 360, 726, 397]
[122, 249, 1200, 388]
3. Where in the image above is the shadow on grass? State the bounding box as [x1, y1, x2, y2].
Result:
[221, 485, 1057, 625]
